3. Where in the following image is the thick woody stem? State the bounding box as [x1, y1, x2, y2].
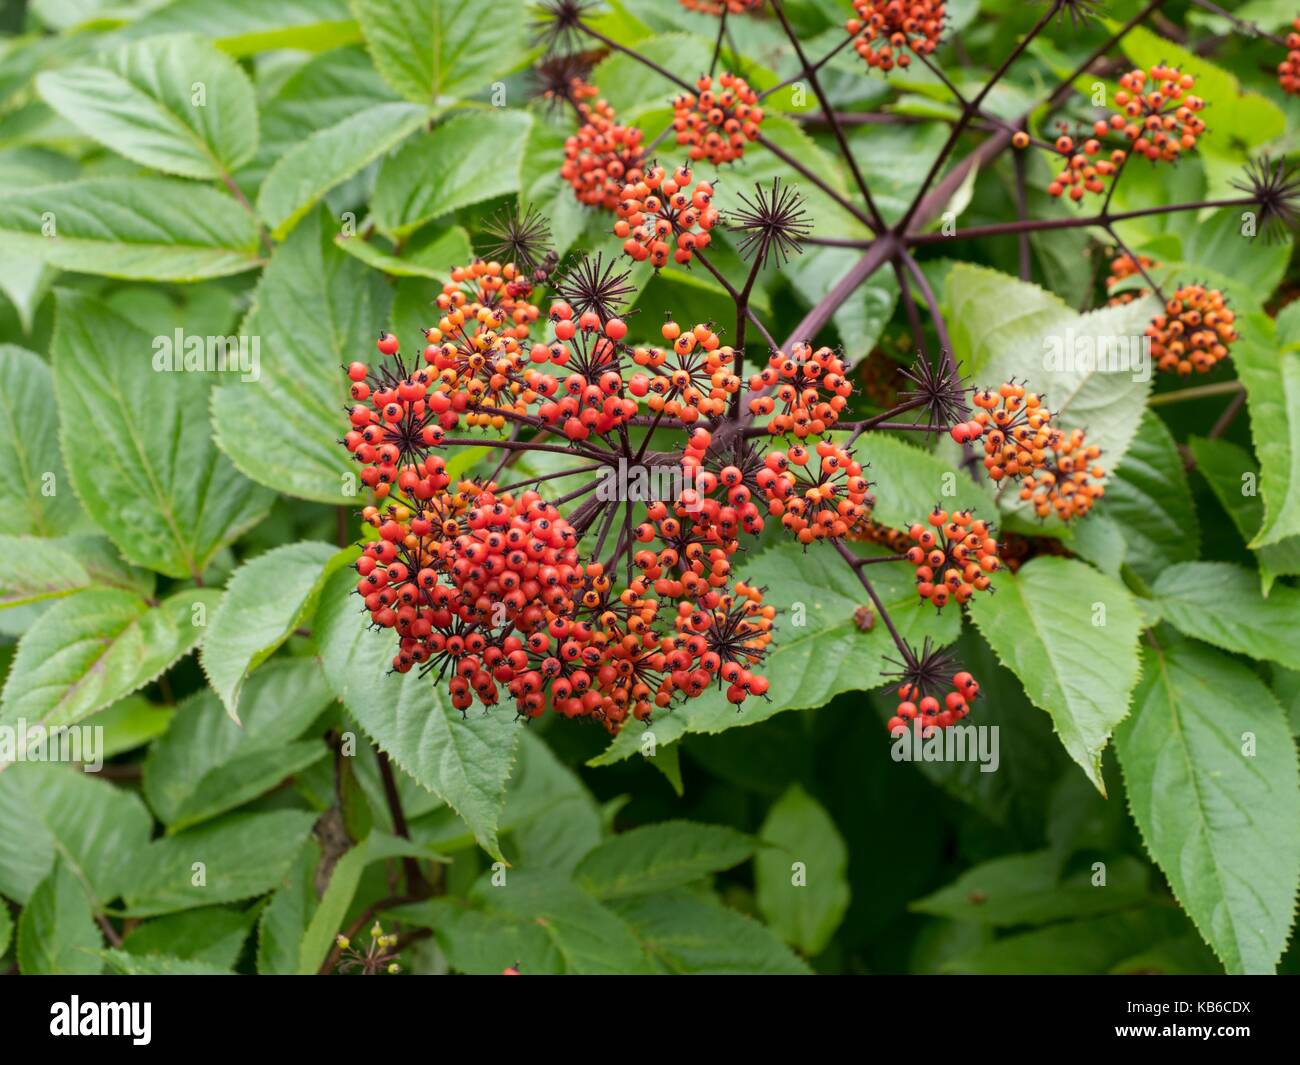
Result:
[896, 0, 1065, 234]
[906, 197, 1256, 244]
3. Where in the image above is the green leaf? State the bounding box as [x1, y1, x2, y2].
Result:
[0, 588, 220, 748]
[967, 556, 1143, 793]
[314, 564, 520, 861]
[1096, 410, 1199, 583]
[255, 46, 399, 170]
[294, 840, 378, 975]
[465, 870, 654, 974]
[257, 101, 428, 240]
[0, 534, 153, 609]
[1151, 561, 1300, 671]
[0, 893, 10, 956]
[0, 178, 262, 281]
[84, 695, 173, 759]
[590, 538, 960, 765]
[947, 264, 1158, 522]
[911, 850, 1150, 926]
[333, 224, 470, 279]
[125, 809, 318, 915]
[37, 35, 258, 179]
[846, 122, 954, 227]
[574, 821, 753, 900]
[200, 540, 343, 719]
[212, 208, 392, 504]
[1116, 641, 1300, 974]
[121, 905, 256, 970]
[350, 0, 530, 107]
[1189, 435, 1300, 594]
[121, 0, 359, 57]
[0, 763, 154, 905]
[143, 658, 333, 829]
[296, 831, 446, 974]
[755, 784, 850, 955]
[1156, 210, 1292, 311]
[608, 890, 812, 975]
[0, 345, 84, 537]
[371, 110, 532, 238]
[1240, 308, 1300, 547]
[945, 908, 1189, 974]
[53, 291, 272, 577]
[860, 433, 996, 530]
[256, 838, 321, 974]
[17, 858, 102, 975]
[494, 729, 602, 874]
[0, 253, 55, 335]
[100, 949, 232, 975]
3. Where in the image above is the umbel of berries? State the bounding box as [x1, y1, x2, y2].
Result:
[339, 263, 781, 735]
[1019, 64, 1208, 203]
[1281, 18, 1300, 96]
[673, 72, 764, 165]
[889, 672, 980, 734]
[884, 639, 980, 735]
[615, 164, 719, 267]
[847, 0, 946, 72]
[1145, 284, 1237, 376]
[904, 507, 1000, 610]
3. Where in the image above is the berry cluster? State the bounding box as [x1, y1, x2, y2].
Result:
[679, 0, 763, 13]
[1103, 66, 1205, 164]
[1105, 251, 1158, 306]
[615, 164, 719, 267]
[1280, 18, 1300, 95]
[342, 306, 790, 732]
[962, 382, 1105, 522]
[747, 344, 853, 436]
[846, 0, 945, 72]
[1045, 130, 1123, 202]
[902, 508, 1000, 610]
[1033, 64, 1207, 202]
[1145, 284, 1237, 376]
[888, 671, 980, 734]
[966, 382, 1053, 482]
[629, 320, 740, 420]
[528, 304, 638, 442]
[562, 91, 646, 211]
[1018, 428, 1106, 521]
[673, 72, 764, 165]
[761, 441, 872, 545]
[436, 260, 541, 342]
